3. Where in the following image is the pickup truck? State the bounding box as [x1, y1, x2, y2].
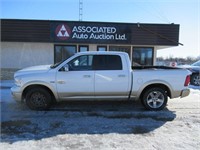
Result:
[11, 51, 191, 111]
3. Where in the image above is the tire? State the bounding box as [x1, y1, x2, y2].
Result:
[142, 87, 168, 111]
[25, 87, 52, 110]
[191, 73, 200, 86]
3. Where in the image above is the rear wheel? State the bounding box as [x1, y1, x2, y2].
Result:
[142, 87, 168, 111]
[25, 87, 52, 110]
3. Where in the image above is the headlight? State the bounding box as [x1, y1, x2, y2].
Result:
[14, 77, 22, 87]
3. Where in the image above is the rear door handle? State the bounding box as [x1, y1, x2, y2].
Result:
[83, 75, 91, 78]
[118, 75, 126, 77]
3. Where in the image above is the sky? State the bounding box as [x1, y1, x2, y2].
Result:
[1, 0, 200, 58]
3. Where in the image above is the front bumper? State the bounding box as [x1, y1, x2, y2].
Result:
[11, 86, 23, 102]
[180, 89, 190, 98]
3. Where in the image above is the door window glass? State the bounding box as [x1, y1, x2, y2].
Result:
[68, 55, 93, 71]
[93, 55, 122, 70]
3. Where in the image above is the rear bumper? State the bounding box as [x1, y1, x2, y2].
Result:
[180, 89, 190, 98]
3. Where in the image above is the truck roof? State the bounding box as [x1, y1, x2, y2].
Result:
[77, 51, 128, 55]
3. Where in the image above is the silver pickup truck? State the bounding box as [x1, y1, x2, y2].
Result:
[11, 51, 191, 111]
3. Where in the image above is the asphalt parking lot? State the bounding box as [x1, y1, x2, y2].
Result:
[0, 81, 200, 150]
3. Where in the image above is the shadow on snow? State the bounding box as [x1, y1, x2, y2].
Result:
[1, 100, 176, 143]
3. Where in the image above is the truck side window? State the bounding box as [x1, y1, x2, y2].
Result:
[93, 55, 122, 70]
[68, 55, 93, 71]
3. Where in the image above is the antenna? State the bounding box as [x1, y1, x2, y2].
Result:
[79, 0, 83, 21]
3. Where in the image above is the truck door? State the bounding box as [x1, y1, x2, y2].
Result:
[56, 55, 94, 99]
[93, 55, 130, 98]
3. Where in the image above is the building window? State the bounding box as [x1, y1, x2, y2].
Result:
[109, 46, 131, 56]
[132, 47, 153, 66]
[79, 45, 89, 52]
[54, 45, 76, 63]
[97, 46, 107, 51]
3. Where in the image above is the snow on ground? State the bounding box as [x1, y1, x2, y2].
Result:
[0, 81, 200, 150]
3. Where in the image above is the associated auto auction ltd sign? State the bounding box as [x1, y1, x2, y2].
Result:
[71, 26, 127, 40]
[51, 22, 131, 44]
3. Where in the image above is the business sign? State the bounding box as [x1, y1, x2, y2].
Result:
[70, 26, 127, 40]
[51, 22, 132, 44]
[55, 24, 71, 40]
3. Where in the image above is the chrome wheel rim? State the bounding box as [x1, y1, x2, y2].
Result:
[193, 75, 200, 85]
[146, 91, 165, 109]
[30, 92, 47, 107]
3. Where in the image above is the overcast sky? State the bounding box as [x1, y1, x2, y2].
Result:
[1, 0, 199, 58]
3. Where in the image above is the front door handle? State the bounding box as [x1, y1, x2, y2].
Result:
[57, 80, 66, 84]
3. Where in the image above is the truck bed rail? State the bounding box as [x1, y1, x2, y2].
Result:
[132, 66, 180, 70]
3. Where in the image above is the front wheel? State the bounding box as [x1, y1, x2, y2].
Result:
[25, 87, 52, 110]
[142, 88, 168, 111]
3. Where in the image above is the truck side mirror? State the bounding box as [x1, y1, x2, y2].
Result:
[64, 64, 69, 72]
[59, 64, 69, 72]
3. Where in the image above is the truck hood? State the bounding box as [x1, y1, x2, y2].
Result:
[14, 65, 51, 77]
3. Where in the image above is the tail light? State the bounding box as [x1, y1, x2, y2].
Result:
[184, 75, 190, 86]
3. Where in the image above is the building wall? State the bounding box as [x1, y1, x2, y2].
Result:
[1, 42, 54, 69]
[1, 42, 159, 68]
[1, 19, 180, 69]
